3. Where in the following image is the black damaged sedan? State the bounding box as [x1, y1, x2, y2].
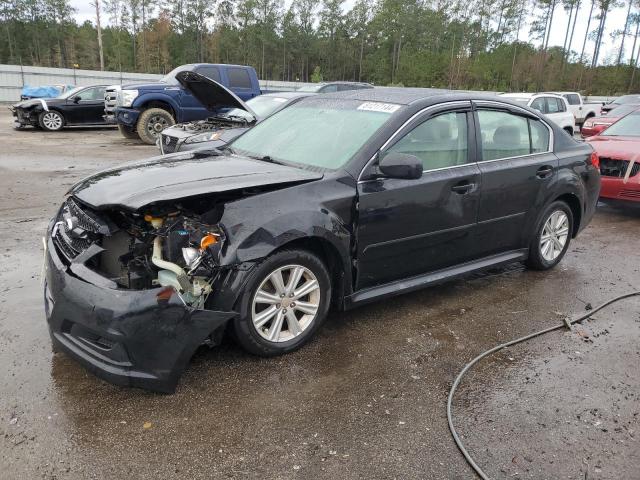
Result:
[44, 89, 600, 392]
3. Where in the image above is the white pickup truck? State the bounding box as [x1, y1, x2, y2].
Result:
[548, 92, 601, 126]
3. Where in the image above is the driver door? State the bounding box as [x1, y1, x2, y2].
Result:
[355, 102, 482, 290]
[65, 86, 105, 124]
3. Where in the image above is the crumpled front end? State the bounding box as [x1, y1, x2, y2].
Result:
[44, 197, 237, 392]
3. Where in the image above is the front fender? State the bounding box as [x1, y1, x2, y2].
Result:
[132, 92, 181, 116]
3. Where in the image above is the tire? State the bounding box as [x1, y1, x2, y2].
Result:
[136, 108, 175, 145]
[564, 127, 574, 136]
[525, 201, 573, 271]
[233, 249, 332, 356]
[38, 110, 64, 131]
[118, 123, 140, 139]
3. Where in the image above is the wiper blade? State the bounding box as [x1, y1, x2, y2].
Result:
[248, 154, 283, 165]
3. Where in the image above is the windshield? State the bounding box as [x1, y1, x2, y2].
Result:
[608, 105, 638, 117]
[297, 84, 323, 93]
[57, 86, 86, 99]
[161, 65, 193, 84]
[243, 95, 291, 119]
[230, 99, 398, 169]
[612, 95, 640, 105]
[602, 112, 640, 136]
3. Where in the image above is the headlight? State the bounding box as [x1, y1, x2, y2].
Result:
[117, 89, 138, 107]
[184, 131, 222, 144]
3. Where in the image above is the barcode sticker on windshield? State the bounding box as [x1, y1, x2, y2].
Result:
[357, 102, 401, 113]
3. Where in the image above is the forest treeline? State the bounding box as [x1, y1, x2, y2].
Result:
[1, 0, 640, 94]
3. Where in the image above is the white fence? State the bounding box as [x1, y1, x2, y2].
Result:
[0, 64, 310, 102]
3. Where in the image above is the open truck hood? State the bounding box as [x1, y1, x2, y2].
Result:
[69, 153, 323, 211]
[175, 71, 255, 116]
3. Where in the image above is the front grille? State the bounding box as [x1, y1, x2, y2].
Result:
[160, 134, 179, 153]
[620, 189, 640, 199]
[599, 158, 640, 178]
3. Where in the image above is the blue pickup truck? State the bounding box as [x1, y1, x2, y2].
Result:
[113, 63, 261, 144]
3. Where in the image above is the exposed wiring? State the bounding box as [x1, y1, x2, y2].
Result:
[447, 291, 640, 480]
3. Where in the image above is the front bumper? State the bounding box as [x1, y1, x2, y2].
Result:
[600, 175, 640, 203]
[44, 233, 236, 393]
[10, 106, 38, 126]
[114, 107, 141, 128]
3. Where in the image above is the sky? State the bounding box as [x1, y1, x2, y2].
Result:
[70, 0, 633, 66]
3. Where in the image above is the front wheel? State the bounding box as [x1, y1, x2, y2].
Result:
[136, 108, 175, 144]
[526, 201, 573, 270]
[233, 249, 331, 356]
[38, 110, 64, 131]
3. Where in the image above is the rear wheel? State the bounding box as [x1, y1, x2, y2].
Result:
[526, 201, 573, 270]
[233, 249, 331, 356]
[38, 110, 64, 131]
[137, 108, 175, 145]
[117, 123, 139, 139]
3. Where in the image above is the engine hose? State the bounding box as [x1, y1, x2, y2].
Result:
[447, 290, 640, 480]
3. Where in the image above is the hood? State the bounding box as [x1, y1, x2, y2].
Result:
[175, 71, 255, 115]
[69, 152, 323, 211]
[588, 136, 640, 159]
[14, 97, 65, 109]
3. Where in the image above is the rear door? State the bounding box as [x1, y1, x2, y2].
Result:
[473, 101, 558, 256]
[355, 102, 482, 289]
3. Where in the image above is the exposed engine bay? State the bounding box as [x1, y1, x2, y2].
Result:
[176, 115, 253, 133]
[52, 196, 228, 309]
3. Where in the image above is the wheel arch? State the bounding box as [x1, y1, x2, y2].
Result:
[140, 100, 175, 119]
[553, 192, 582, 237]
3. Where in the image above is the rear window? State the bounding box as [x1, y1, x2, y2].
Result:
[228, 68, 252, 89]
[564, 94, 580, 105]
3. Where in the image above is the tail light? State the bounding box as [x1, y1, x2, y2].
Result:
[589, 151, 600, 169]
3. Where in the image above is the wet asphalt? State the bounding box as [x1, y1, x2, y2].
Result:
[0, 110, 638, 479]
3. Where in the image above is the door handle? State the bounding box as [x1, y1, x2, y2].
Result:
[536, 166, 554, 179]
[451, 182, 475, 194]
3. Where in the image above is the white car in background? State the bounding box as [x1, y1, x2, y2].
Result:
[500, 93, 576, 135]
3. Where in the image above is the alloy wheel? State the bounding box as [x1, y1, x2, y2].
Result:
[540, 210, 570, 262]
[251, 264, 321, 343]
[42, 112, 62, 130]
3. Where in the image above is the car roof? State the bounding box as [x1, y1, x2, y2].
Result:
[262, 91, 315, 99]
[315, 87, 464, 105]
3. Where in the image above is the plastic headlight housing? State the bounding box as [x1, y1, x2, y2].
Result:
[184, 131, 222, 144]
[117, 89, 139, 107]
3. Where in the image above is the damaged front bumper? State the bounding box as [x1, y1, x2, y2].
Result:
[44, 233, 237, 393]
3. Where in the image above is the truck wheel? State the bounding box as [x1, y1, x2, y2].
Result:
[137, 108, 175, 145]
[38, 110, 64, 131]
[117, 123, 139, 139]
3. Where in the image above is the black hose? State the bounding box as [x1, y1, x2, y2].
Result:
[447, 291, 640, 480]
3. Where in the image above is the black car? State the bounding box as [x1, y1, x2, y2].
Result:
[44, 89, 600, 392]
[600, 94, 640, 115]
[11, 84, 109, 131]
[157, 73, 314, 154]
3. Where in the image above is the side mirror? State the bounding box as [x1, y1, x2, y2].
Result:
[72, 96, 81, 103]
[378, 152, 423, 180]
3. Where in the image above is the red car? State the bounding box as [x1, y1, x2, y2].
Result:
[581, 105, 640, 138]
[586, 110, 640, 203]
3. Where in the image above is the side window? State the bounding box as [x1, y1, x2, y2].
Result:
[385, 112, 469, 171]
[556, 98, 567, 112]
[546, 97, 560, 113]
[227, 68, 252, 89]
[530, 98, 545, 113]
[530, 119, 550, 152]
[477, 110, 531, 161]
[76, 87, 99, 101]
[564, 94, 580, 105]
[195, 66, 221, 83]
